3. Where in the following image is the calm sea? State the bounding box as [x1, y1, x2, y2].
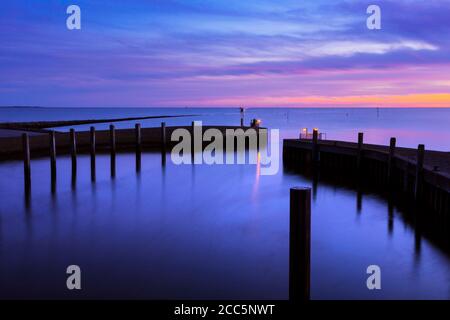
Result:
[1, 107, 450, 150]
[0, 107, 449, 299]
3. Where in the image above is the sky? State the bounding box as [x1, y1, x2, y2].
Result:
[1, 0, 450, 108]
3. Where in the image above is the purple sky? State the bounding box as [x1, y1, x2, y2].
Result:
[1, 0, 450, 107]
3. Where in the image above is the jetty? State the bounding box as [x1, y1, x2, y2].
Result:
[283, 132, 449, 238]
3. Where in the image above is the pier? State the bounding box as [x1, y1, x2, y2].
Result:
[283, 135, 450, 244]
[0, 125, 259, 161]
[1, 124, 264, 195]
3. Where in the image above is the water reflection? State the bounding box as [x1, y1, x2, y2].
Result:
[388, 199, 394, 235]
[0, 152, 449, 299]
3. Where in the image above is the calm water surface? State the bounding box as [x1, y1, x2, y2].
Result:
[0, 108, 449, 299]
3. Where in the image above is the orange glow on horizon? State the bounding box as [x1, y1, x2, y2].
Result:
[194, 93, 450, 108]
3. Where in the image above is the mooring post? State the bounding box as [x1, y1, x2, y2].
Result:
[161, 122, 167, 165]
[49, 131, 57, 180]
[356, 132, 364, 172]
[22, 133, 31, 191]
[312, 129, 319, 164]
[414, 144, 425, 201]
[289, 187, 311, 302]
[387, 137, 396, 185]
[70, 128, 77, 179]
[90, 126, 96, 181]
[110, 124, 116, 178]
[135, 123, 141, 172]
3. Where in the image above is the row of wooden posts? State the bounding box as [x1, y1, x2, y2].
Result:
[288, 131, 438, 301]
[20, 120, 312, 301]
[22, 122, 169, 191]
[310, 130, 426, 200]
[21, 120, 263, 191]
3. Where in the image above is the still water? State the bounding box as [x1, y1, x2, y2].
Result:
[0, 108, 449, 299]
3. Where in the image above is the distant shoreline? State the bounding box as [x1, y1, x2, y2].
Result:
[0, 114, 198, 130]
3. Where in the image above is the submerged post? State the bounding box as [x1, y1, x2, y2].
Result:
[415, 144, 425, 201]
[90, 126, 96, 181]
[49, 131, 57, 184]
[387, 137, 396, 185]
[312, 129, 319, 164]
[289, 187, 311, 302]
[356, 132, 364, 171]
[161, 122, 166, 165]
[22, 133, 31, 191]
[70, 129, 77, 179]
[110, 124, 116, 178]
[135, 123, 141, 172]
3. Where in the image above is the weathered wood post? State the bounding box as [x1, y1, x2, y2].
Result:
[49, 131, 57, 191]
[90, 126, 96, 181]
[110, 124, 116, 178]
[70, 129, 77, 179]
[289, 187, 311, 302]
[22, 133, 31, 191]
[135, 123, 141, 172]
[387, 137, 396, 185]
[414, 144, 425, 201]
[356, 132, 364, 172]
[312, 129, 319, 164]
[161, 122, 167, 165]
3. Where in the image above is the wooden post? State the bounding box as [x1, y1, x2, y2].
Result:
[22, 133, 31, 191]
[312, 129, 319, 164]
[110, 125, 116, 178]
[356, 132, 364, 171]
[70, 129, 77, 179]
[289, 187, 311, 302]
[387, 137, 396, 185]
[49, 131, 57, 186]
[90, 126, 96, 181]
[135, 123, 141, 172]
[161, 122, 167, 165]
[415, 144, 425, 201]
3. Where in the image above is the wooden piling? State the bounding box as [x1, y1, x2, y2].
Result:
[70, 129, 77, 178]
[135, 123, 141, 172]
[356, 132, 364, 172]
[161, 122, 166, 165]
[312, 129, 319, 164]
[415, 144, 425, 201]
[110, 125, 116, 177]
[387, 137, 396, 184]
[49, 131, 57, 182]
[22, 133, 31, 191]
[289, 187, 311, 302]
[90, 126, 96, 181]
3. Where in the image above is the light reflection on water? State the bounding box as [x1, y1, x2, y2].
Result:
[0, 150, 449, 299]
